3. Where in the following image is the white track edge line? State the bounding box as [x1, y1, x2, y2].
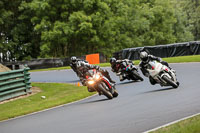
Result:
[0, 93, 97, 123]
[143, 112, 200, 133]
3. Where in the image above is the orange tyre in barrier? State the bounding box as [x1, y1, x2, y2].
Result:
[86, 53, 100, 64]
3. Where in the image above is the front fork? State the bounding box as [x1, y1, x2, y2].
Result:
[160, 71, 177, 84]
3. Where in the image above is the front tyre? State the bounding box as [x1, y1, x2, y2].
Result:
[132, 70, 144, 81]
[98, 83, 113, 99]
[162, 75, 178, 88]
[112, 89, 118, 98]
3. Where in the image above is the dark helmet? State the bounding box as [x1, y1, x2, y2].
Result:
[140, 51, 149, 63]
[71, 56, 77, 63]
[110, 57, 116, 64]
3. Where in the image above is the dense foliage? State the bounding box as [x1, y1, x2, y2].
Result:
[0, 0, 199, 61]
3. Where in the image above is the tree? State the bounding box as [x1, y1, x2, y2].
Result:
[181, 0, 200, 40]
[0, 0, 196, 61]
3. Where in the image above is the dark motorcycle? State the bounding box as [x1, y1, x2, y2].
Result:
[85, 69, 118, 99]
[117, 63, 144, 81]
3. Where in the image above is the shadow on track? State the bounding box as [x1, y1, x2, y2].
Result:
[143, 87, 175, 94]
[117, 80, 140, 85]
[80, 98, 110, 105]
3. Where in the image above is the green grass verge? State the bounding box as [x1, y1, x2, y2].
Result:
[150, 114, 200, 133]
[30, 55, 200, 72]
[163, 55, 200, 63]
[0, 82, 95, 121]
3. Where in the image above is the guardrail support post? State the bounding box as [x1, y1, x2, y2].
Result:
[24, 64, 32, 93]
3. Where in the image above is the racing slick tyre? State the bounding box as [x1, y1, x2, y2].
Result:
[162, 75, 178, 88]
[98, 83, 113, 99]
[132, 70, 144, 81]
[112, 89, 118, 98]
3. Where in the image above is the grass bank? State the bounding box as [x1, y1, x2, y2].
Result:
[30, 55, 200, 72]
[0, 82, 95, 121]
[163, 55, 200, 63]
[150, 114, 200, 133]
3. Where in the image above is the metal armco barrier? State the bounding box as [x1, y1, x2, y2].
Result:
[0, 66, 32, 102]
[2, 53, 107, 70]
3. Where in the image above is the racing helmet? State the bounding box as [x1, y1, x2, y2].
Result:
[71, 56, 77, 63]
[110, 57, 116, 64]
[76, 61, 82, 68]
[140, 51, 149, 63]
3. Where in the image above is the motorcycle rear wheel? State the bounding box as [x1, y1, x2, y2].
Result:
[162, 75, 178, 88]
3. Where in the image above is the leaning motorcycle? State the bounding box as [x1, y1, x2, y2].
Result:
[85, 69, 118, 99]
[117, 63, 144, 81]
[146, 61, 179, 88]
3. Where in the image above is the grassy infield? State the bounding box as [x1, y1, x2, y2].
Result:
[0, 55, 200, 133]
[0, 83, 95, 121]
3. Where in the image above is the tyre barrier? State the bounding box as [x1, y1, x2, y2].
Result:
[113, 41, 200, 60]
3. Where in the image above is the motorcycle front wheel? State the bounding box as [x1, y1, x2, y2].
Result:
[98, 83, 113, 99]
[112, 89, 118, 98]
[132, 70, 144, 81]
[162, 75, 178, 88]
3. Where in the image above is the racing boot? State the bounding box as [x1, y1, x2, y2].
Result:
[171, 69, 176, 74]
[81, 79, 86, 86]
[106, 74, 116, 84]
[119, 75, 126, 81]
[116, 72, 121, 76]
[167, 65, 176, 74]
[101, 69, 116, 84]
[107, 76, 116, 87]
[169, 67, 176, 75]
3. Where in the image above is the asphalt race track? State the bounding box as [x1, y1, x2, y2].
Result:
[0, 63, 200, 133]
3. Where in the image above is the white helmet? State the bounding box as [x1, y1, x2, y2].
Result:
[140, 51, 149, 63]
[76, 61, 82, 68]
[71, 56, 77, 63]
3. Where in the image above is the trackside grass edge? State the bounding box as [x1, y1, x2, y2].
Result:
[0, 82, 95, 121]
[149, 114, 200, 133]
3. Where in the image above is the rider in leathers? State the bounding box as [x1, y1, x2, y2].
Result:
[70, 56, 88, 78]
[139, 50, 174, 85]
[110, 57, 134, 81]
[70, 56, 115, 92]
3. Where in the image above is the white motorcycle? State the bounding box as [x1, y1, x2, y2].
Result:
[146, 61, 179, 88]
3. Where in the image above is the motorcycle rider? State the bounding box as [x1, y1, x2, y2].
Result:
[110, 57, 134, 81]
[139, 50, 175, 85]
[70, 56, 89, 78]
[70, 56, 116, 92]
